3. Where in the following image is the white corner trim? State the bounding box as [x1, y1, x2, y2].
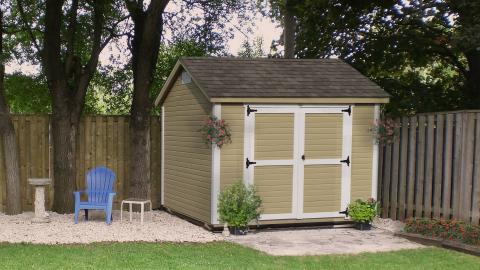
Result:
[161, 106, 165, 205]
[371, 104, 381, 200]
[243, 104, 255, 186]
[211, 104, 221, 225]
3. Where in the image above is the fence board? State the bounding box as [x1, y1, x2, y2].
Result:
[415, 115, 426, 218]
[459, 114, 475, 221]
[0, 115, 161, 211]
[442, 114, 454, 218]
[380, 110, 480, 225]
[398, 117, 409, 220]
[382, 144, 392, 218]
[472, 113, 480, 225]
[433, 114, 444, 218]
[389, 121, 401, 219]
[423, 115, 435, 218]
[406, 116, 417, 218]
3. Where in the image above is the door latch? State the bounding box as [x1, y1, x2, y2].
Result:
[340, 156, 350, 166]
[246, 158, 256, 168]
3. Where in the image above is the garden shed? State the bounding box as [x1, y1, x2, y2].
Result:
[154, 57, 389, 228]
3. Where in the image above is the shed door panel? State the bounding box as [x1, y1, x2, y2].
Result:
[253, 113, 295, 216]
[255, 166, 293, 214]
[255, 113, 294, 160]
[302, 112, 345, 215]
[305, 114, 343, 159]
[303, 165, 342, 213]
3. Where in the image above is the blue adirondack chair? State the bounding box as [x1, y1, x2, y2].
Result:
[73, 166, 116, 224]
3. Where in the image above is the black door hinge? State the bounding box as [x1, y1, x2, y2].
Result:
[246, 105, 257, 116]
[341, 106, 351, 116]
[339, 207, 349, 217]
[246, 158, 256, 168]
[340, 156, 350, 166]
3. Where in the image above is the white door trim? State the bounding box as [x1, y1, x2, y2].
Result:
[341, 106, 353, 212]
[244, 104, 353, 221]
[211, 104, 221, 225]
[371, 104, 380, 200]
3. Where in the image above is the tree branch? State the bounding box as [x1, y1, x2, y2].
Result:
[16, 0, 42, 55]
[65, 0, 79, 76]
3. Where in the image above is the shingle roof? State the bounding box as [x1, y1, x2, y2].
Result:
[179, 57, 389, 99]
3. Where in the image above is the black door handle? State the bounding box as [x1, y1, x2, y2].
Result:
[340, 156, 350, 166]
[246, 158, 256, 168]
[301, 154, 305, 161]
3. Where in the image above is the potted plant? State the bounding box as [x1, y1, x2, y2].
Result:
[348, 198, 379, 230]
[217, 181, 262, 235]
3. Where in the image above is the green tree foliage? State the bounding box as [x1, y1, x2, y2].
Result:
[87, 39, 206, 115]
[237, 37, 265, 58]
[4, 73, 50, 114]
[268, 0, 480, 116]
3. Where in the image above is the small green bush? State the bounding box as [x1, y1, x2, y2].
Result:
[405, 218, 480, 246]
[348, 198, 379, 224]
[217, 181, 262, 229]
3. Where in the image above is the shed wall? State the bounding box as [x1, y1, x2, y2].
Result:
[219, 104, 244, 189]
[163, 75, 212, 223]
[351, 105, 375, 201]
[218, 104, 377, 222]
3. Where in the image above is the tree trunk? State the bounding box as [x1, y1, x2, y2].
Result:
[129, 115, 151, 199]
[283, 0, 296, 59]
[464, 50, 480, 108]
[126, 0, 168, 199]
[51, 113, 78, 213]
[0, 8, 22, 214]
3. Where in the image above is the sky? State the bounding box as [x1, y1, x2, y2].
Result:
[5, 7, 282, 75]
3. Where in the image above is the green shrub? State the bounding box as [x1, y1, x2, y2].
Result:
[217, 181, 262, 229]
[405, 218, 480, 246]
[348, 198, 379, 224]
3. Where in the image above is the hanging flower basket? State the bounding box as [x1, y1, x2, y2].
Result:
[370, 118, 400, 144]
[199, 116, 232, 148]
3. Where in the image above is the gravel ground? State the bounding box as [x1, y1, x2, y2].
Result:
[0, 210, 221, 244]
[372, 218, 405, 233]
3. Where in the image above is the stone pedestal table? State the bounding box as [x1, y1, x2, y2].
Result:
[28, 178, 52, 223]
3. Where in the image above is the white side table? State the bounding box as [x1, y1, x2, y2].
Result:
[120, 198, 153, 224]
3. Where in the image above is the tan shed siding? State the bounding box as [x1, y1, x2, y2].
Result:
[305, 114, 343, 159]
[255, 114, 294, 160]
[304, 165, 342, 213]
[220, 105, 244, 190]
[255, 166, 293, 214]
[163, 76, 211, 223]
[351, 105, 375, 201]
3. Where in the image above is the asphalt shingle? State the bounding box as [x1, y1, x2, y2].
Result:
[180, 57, 389, 99]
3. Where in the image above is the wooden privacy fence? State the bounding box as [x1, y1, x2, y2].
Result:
[378, 110, 480, 225]
[0, 115, 162, 212]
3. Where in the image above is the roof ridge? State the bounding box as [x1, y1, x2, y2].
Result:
[180, 56, 343, 62]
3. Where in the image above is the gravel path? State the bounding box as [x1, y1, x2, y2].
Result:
[0, 210, 221, 244]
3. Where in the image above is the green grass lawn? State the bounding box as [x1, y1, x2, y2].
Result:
[0, 242, 478, 270]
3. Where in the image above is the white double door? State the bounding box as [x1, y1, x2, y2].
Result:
[244, 105, 352, 220]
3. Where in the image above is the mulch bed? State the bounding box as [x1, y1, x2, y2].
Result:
[395, 231, 480, 257]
